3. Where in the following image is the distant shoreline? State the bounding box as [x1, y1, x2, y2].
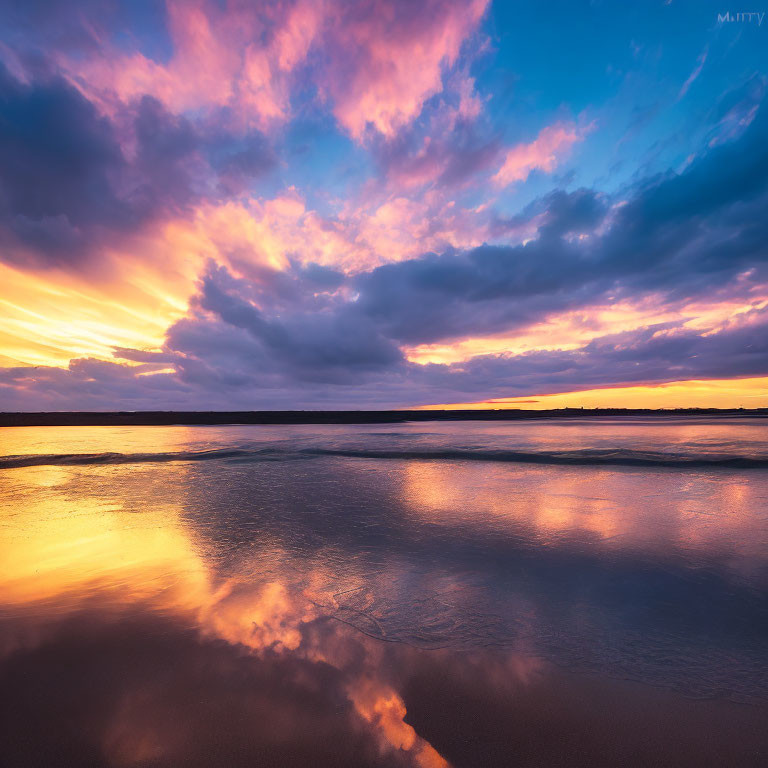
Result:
[1, 408, 767, 427]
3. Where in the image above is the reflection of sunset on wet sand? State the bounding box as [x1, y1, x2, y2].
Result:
[2, 420, 768, 765]
[0, 459, 450, 766]
[401, 459, 767, 564]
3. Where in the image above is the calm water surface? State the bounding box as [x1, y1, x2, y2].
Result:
[1, 418, 767, 766]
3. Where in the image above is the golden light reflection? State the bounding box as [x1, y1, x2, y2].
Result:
[2, 439, 766, 766]
[349, 681, 449, 768]
[3, 419, 765, 765]
[0, 424, 218, 457]
[419, 376, 768, 410]
[400, 461, 616, 540]
[0, 461, 451, 767]
[0, 466, 210, 613]
[399, 458, 765, 563]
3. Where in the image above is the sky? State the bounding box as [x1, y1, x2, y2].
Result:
[0, 0, 767, 411]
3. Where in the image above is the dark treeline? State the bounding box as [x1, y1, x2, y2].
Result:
[1, 408, 767, 427]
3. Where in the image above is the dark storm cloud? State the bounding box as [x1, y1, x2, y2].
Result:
[0, 64, 132, 263]
[0, 64, 277, 268]
[192, 263, 403, 382]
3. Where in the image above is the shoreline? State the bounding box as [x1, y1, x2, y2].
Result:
[1, 407, 767, 427]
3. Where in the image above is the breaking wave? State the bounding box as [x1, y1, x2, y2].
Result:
[2, 446, 768, 470]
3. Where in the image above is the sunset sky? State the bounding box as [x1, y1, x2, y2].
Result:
[0, 0, 766, 410]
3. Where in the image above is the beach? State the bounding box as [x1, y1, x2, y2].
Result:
[1, 417, 767, 766]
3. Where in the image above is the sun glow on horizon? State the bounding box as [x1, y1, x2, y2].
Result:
[418, 376, 768, 411]
[0, 246, 196, 367]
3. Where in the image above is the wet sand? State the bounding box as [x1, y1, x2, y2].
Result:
[1, 420, 767, 766]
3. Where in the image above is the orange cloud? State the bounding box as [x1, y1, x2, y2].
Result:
[0, 187, 496, 368]
[185, 189, 494, 275]
[0, 254, 193, 367]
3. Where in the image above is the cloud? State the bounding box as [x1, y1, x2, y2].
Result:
[190, 262, 403, 383]
[321, 0, 489, 140]
[356, 100, 768, 347]
[129, 95, 201, 210]
[171, 187, 497, 279]
[1, 2, 767, 410]
[0, 0, 491, 279]
[373, 115, 501, 190]
[60, 0, 296, 132]
[0, 62, 277, 271]
[160, 102, 768, 403]
[211, 132, 278, 196]
[0, 63, 130, 264]
[678, 46, 707, 99]
[3, 303, 768, 410]
[49, 0, 488, 142]
[4, 93, 768, 409]
[414, 308, 768, 402]
[492, 121, 592, 187]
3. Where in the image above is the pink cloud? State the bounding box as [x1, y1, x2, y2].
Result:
[345, 192, 490, 266]
[492, 121, 592, 187]
[678, 47, 708, 99]
[451, 71, 484, 124]
[59, 0, 488, 139]
[61, 0, 319, 132]
[323, 0, 489, 140]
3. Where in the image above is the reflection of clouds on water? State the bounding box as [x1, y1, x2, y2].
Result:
[3, 448, 768, 696]
[400, 457, 768, 565]
[3, 613, 424, 768]
[0, 466, 454, 766]
[1, 422, 768, 765]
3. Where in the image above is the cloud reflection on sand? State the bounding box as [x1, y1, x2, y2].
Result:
[0, 463, 455, 767]
[1, 422, 768, 765]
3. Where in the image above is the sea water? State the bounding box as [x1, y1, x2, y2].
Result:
[1, 417, 767, 766]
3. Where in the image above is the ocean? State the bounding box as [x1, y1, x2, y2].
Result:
[1, 417, 767, 766]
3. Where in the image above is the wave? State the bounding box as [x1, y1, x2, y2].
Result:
[2, 446, 768, 470]
[301, 448, 768, 468]
[0, 448, 269, 469]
